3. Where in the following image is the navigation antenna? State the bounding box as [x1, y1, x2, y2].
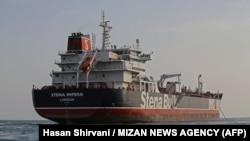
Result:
[136, 38, 140, 48]
[198, 74, 203, 95]
[100, 11, 112, 50]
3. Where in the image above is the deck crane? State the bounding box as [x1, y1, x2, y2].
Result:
[157, 73, 181, 88]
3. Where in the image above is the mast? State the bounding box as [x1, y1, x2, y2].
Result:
[198, 74, 203, 95]
[99, 11, 111, 50]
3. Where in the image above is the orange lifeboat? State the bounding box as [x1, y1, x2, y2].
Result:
[81, 57, 92, 72]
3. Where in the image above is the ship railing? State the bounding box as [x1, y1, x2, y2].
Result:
[33, 84, 107, 90]
[78, 78, 108, 83]
[55, 59, 78, 64]
[58, 50, 89, 55]
[94, 63, 132, 71]
[51, 69, 76, 73]
[159, 87, 223, 99]
[34, 85, 57, 90]
[78, 82, 110, 89]
[182, 89, 223, 99]
[58, 50, 76, 55]
[94, 66, 124, 71]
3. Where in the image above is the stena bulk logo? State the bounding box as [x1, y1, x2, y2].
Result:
[140, 92, 171, 108]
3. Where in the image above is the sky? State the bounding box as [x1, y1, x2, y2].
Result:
[0, 0, 250, 120]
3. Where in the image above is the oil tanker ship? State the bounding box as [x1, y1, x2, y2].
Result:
[32, 12, 223, 124]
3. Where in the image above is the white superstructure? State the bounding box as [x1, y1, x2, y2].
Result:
[50, 11, 156, 93]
